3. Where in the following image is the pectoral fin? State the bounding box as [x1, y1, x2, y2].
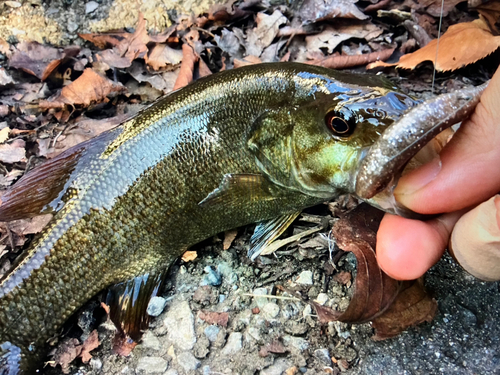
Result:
[248, 211, 301, 261]
[105, 271, 166, 342]
[199, 173, 280, 208]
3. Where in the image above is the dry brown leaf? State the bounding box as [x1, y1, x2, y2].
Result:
[173, 44, 198, 91]
[9, 42, 79, 81]
[80, 330, 100, 363]
[371, 279, 437, 340]
[50, 338, 81, 374]
[233, 55, 262, 68]
[246, 10, 288, 57]
[7, 214, 52, 236]
[112, 332, 137, 357]
[198, 310, 229, 327]
[223, 229, 238, 250]
[0, 127, 10, 144]
[305, 23, 382, 54]
[127, 62, 180, 94]
[299, 0, 368, 22]
[39, 68, 125, 110]
[0, 38, 10, 57]
[87, 14, 150, 69]
[411, 0, 466, 17]
[0, 139, 26, 164]
[145, 44, 183, 71]
[181, 250, 198, 262]
[309, 48, 395, 69]
[471, 0, 500, 32]
[368, 18, 500, 71]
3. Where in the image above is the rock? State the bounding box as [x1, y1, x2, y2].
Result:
[315, 293, 329, 305]
[201, 266, 222, 286]
[221, 332, 243, 355]
[204, 325, 220, 342]
[147, 296, 168, 317]
[67, 20, 79, 33]
[253, 287, 271, 308]
[302, 305, 313, 318]
[247, 326, 262, 341]
[262, 302, 280, 319]
[163, 300, 196, 351]
[139, 331, 161, 351]
[296, 270, 313, 285]
[164, 370, 179, 375]
[314, 348, 332, 366]
[176, 351, 201, 372]
[90, 358, 102, 371]
[135, 357, 168, 374]
[261, 358, 294, 375]
[283, 336, 310, 351]
[85, 1, 99, 13]
[217, 262, 238, 283]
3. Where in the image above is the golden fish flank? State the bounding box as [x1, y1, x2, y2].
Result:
[0, 63, 417, 374]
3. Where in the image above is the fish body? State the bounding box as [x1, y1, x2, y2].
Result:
[0, 63, 417, 373]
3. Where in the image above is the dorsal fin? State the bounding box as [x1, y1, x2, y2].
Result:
[0, 129, 121, 222]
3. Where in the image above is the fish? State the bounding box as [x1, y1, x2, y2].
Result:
[0, 62, 481, 374]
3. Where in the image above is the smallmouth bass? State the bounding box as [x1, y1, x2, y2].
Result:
[0, 62, 475, 373]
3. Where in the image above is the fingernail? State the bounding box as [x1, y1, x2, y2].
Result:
[394, 156, 442, 204]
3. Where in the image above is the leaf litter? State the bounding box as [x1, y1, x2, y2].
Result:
[0, 0, 498, 373]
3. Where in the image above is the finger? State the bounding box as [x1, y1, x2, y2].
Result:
[376, 211, 462, 280]
[450, 195, 500, 281]
[394, 68, 500, 214]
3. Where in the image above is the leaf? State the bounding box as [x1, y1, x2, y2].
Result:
[246, 10, 288, 57]
[223, 229, 238, 250]
[308, 48, 395, 69]
[305, 23, 382, 54]
[368, 18, 500, 71]
[145, 44, 183, 71]
[128, 61, 180, 94]
[408, 0, 466, 17]
[299, 0, 368, 23]
[0, 127, 10, 144]
[9, 42, 79, 81]
[79, 330, 100, 363]
[0, 139, 26, 164]
[50, 338, 81, 374]
[181, 250, 198, 262]
[470, 0, 500, 32]
[371, 279, 437, 340]
[39, 68, 126, 110]
[173, 44, 198, 91]
[6, 214, 52, 236]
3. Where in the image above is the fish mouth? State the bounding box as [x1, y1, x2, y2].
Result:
[354, 81, 489, 203]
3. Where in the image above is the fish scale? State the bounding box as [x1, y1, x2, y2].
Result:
[0, 63, 417, 373]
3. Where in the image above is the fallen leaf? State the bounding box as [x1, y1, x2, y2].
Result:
[112, 332, 137, 357]
[39, 68, 126, 110]
[88, 14, 150, 69]
[0, 68, 14, 86]
[0, 127, 10, 144]
[173, 44, 198, 91]
[0, 139, 26, 164]
[223, 229, 238, 250]
[246, 10, 288, 57]
[259, 339, 286, 357]
[145, 44, 183, 71]
[368, 18, 500, 71]
[0, 38, 10, 57]
[9, 42, 79, 81]
[128, 62, 180, 94]
[309, 48, 395, 69]
[471, 0, 500, 32]
[7, 214, 52, 236]
[214, 28, 245, 59]
[371, 279, 437, 340]
[50, 338, 81, 374]
[407, 0, 466, 17]
[333, 271, 352, 285]
[306, 23, 382, 54]
[299, 0, 368, 22]
[0, 169, 23, 188]
[181, 250, 198, 262]
[233, 55, 262, 68]
[198, 311, 229, 327]
[80, 330, 100, 363]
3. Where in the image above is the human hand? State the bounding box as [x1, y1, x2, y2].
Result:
[376, 67, 500, 281]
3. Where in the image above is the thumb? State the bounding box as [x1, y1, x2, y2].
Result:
[394, 69, 500, 214]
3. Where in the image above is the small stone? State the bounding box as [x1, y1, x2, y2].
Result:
[302, 305, 312, 318]
[201, 266, 222, 286]
[217, 262, 238, 283]
[135, 357, 168, 374]
[219, 294, 226, 303]
[203, 365, 211, 375]
[315, 293, 329, 305]
[164, 371, 179, 375]
[283, 336, 309, 351]
[314, 348, 332, 366]
[5, 1, 22, 7]
[262, 303, 280, 319]
[204, 325, 220, 342]
[90, 358, 102, 371]
[139, 331, 161, 351]
[85, 1, 99, 13]
[147, 296, 167, 317]
[177, 351, 200, 371]
[261, 358, 293, 375]
[252, 307, 260, 314]
[253, 287, 270, 308]
[221, 332, 243, 355]
[67, 20, 79, 32]
[163, 300, 196, 351]
[296, 270, 313, 285]
[247, 326, 262, 341]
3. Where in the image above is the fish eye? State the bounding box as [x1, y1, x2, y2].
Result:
[325, 109, 355, 137]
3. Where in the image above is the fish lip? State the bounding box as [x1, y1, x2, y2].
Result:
[354, 81, 489, 200]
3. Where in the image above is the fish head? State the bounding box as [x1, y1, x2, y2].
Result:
[249, 84, 418, 199]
